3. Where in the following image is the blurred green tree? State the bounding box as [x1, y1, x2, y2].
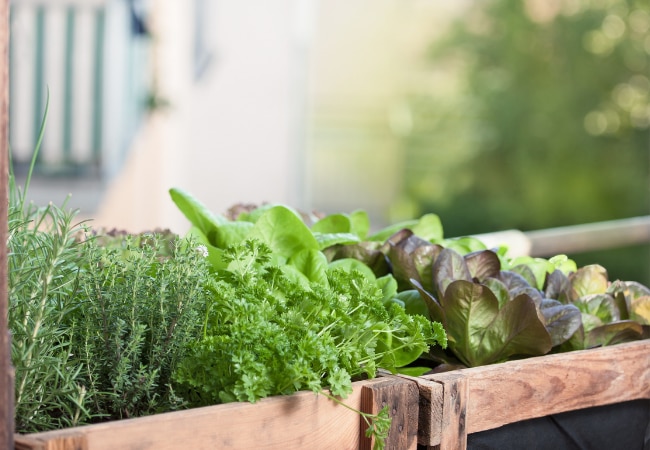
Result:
[399, 0, 650, 282]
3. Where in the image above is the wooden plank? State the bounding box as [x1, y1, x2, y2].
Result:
[420, 339, 650, 447]
[15, 377, 410, 450]
[429, 374, 467, 450]
[359, 375, 419, 450]
[15, 431, 86, 450]
[0, 0, 13, 448]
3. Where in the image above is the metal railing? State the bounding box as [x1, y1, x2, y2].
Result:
[473, 216, 650, 258]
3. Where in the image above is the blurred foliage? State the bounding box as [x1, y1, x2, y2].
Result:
[396, 0, 650, 283]
[399, 0, 650, 234]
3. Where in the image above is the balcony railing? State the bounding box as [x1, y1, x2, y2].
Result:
[9, 0, 150, 179]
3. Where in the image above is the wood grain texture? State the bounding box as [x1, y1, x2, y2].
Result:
[360, 375, 419, 450]
[433, 374, 467, 450]
[15, 377, 415, 450]
[0, 0, 12, 448]
[15, 432, 86, 450]
[421, 339, 650, 446]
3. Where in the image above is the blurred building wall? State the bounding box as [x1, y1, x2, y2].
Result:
[92, 0, 313, 233]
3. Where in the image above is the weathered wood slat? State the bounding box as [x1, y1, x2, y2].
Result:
[15, 376, 416, 450]
[1, 0, 13, 448]
[416, 339, 650, 448]
[360, 375, 419, 450]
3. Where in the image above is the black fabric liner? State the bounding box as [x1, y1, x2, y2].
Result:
[465, 400, 650, 450]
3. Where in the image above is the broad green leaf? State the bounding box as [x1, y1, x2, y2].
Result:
[288, 249, 329, 286]
[509, 264, 541, 290]
[327, 258, 376, 281]
[313, 232, 360, 250]
[443, 236, 488, 254]
[312, 214, 351, 234]
[376, 274, 398, 306]
[548, 254, 577, 275]
[396, 289, 429, 318]
[570, 264, 609, 297]
[235, 204, 278, 223]
[576, 294, 620, 324]
[411, 213, 444, 242]
[186, 226, 227, 271]
[212, 221, 254, 249]
[348, 210, 370, 239]
[169, 187, 226, 243]
[585, 321, 644, 348]
[248, 206, 319, 258]
[367, 219, 419, 242]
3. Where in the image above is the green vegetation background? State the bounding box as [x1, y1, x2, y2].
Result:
[399, 0, 650, 284]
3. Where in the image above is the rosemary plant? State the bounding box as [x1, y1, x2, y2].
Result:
[8, 100, 92, 432]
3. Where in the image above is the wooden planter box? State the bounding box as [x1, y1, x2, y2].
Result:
[411, 339, 650, 450]
[14, 375, 420, 450]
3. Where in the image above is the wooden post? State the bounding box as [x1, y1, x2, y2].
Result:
[0, 0, 14, 448]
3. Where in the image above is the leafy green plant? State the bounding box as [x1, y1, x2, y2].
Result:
[173, 239, 445, 447]
[8, 99, 92, 432]
[546, 265, 650, 351]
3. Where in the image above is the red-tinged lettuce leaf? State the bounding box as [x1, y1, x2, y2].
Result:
[498, 271, 544, 306]
[570, 264, 609, 297]
[483, 277, 510, 308]
[411, 279, 446, 328]
[584, 320, 644, 348]
[607, 280, 650, 321]
[432, 248, 472, 297]
[464, 250, 501, 282]
[385, 229, 442, 293]
[544, 270, 574, 304]
[538, 299, 582, 347]
[441, 280, 552, 366]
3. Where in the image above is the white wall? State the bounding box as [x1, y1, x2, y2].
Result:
[93, 0, 311, 233]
